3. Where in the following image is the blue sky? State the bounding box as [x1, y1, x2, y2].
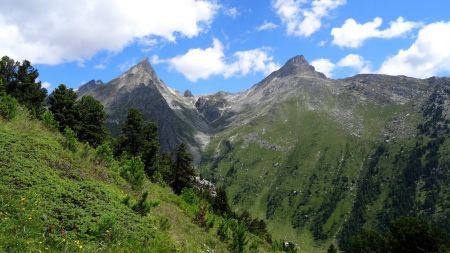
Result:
[2, 0, 450, 95]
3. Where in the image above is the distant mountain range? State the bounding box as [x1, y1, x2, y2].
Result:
[78, 55, 450, 251]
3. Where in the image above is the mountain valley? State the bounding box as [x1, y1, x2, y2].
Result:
[78, 55, 450, 251]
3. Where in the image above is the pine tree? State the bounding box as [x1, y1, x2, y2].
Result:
[48, 84, 78, 131]
[141, 122, 160, 177]
[115, 109, 145, 157]
[231, 222, 248, 253]
[0, 56, 47, 116]
[213, 187, 231, 215]
[170, 143, 196, 194]
[74, 95, 108, 147]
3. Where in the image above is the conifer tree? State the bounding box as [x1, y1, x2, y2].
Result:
[0, 56, 47, 116]
[170, 143, 196, 194]
[75, 95, 108, 147]
[141, 122, 160, 177]
[48, 84, 78, 131]
[115, 109, 145, 157]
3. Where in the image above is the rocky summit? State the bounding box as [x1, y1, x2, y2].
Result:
[79, 55, 450, 250]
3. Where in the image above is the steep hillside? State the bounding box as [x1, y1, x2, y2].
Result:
[198, 58, 450, 251]
[0, 107, 276, 252]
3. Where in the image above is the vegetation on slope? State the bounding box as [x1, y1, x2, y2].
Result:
[0, 56, 281, 253]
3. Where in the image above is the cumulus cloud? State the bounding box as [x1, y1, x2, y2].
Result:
[337, 54, 371, 73]
[331, 17, 420, 48]
[311, 58, 335, 77]
[378, 21, 450, 78]
[0, 0, 218, 65]
[273, 0, 346, 37]
[256, 21, 279, 31]
[311, 54, 371, 77]
[154, 39, 280, 82]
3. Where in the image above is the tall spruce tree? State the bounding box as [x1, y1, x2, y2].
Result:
[48, 84, 78, 131]
[170, 143, 196, 194]
[116, 109, 145, 157]
[141, 122, 160, 177]
[74, 95, 108, 147]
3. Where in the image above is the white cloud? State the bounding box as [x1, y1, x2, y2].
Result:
[156, 39, 280, 82]
[311, 58, 335, 77]
[273, 0, 346, 37]
[331, 17, 420, 48]
[41, 82, 51, 89]
[318, 40, 327, 46]
[224, 7, 239, 19]
[311, 54, 371, 77]
[0, 0, 219, 65]
[256, 21, 279, 31]
[94, 64, 106, 70]
[337, 54, 371, 73]
[379, 21, 450, 78]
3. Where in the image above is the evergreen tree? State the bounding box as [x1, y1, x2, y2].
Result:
[115, 109, 145, 157]
[120, 156, 145, 188]
[155, 153, 173, 183]
[0, 56, 17, 84]
[48, 84, 78, 131]
[0, 56, 47, 116]
[212, 187, 231, 215]
[170, 143, 196, 194]
[141, 122, 160, 177]
[231, 222, 248, 253]
[74, 95, 108, 147]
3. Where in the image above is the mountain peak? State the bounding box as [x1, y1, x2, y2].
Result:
[126, 57, 156, 76]
[77, 79, 104, 94]
[116, 57, 164, 90]
[277, 55, 326, 79]
[285, 55, 309, 66]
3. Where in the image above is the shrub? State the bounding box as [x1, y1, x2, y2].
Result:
[0, 94, 17, 120]
[231, 222, 248, 253]
[62, 127, 77, 152]
[132, 191, 159, 216]
[97, 213, 121, 244]
[95, 143, 114, 166]
[41, 110, 59, 131]
[120, 156, 145, 188]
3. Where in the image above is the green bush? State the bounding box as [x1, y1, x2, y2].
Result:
[0, 94, 17, 120]
[62, 127, 77, 152]
[131, 191, 159, 216]
[120, 156, 145, 188]
[97, 213, 122, 244]
[41, 110, 59, 131]
[95, 143, 114, 166]
[231, 222, 248, 253]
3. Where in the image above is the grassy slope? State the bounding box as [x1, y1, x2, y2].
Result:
[0, 108, 274, 252]
[200, 96, 416, 252]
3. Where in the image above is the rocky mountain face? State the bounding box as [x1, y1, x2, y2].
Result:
[78, 58, 211, 161]
[79, 56, 450, 251]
